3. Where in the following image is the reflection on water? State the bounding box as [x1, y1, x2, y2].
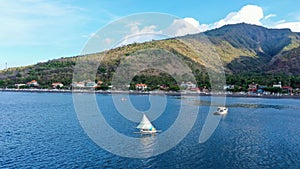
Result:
[1, 93, 300, 168]
[139, 135, 156, 156]
[191, 98, 300, 110]
[228, 103, 300, 110]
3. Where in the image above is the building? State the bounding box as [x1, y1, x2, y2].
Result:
[159, 84, 169, 90]
[223, 85, 235, 90]
[189, 87, 201, 93]
[248, 83, 258, 93]
[257, 85, 267, 94]
[273, 82, 282, 88]
[85, 82, 97, 88]
[282, 86, 293, 94]
[15, 84, 26, 89]
[135, 83, 147, 91]
[52, 82, 64, 88]
[27, 80, 39, 87]
[71, 82, 85, 88]
[202, 86, 209, 94]
[181, 81, 196, 89]
[97, 81, 103, 85]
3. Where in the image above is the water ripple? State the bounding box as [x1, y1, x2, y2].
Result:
[0, 93, 300, 168]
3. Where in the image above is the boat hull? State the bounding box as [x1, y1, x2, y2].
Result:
[213, 111, 228, 115]
[140, 130, 157, 134]
[213, 107, 228, 115]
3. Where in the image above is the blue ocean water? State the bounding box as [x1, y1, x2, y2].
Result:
[0, 92, 300, 168]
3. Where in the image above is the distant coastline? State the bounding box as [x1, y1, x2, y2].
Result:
[1, 88, 300, 99]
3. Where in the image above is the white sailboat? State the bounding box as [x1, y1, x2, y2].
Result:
[136, 113, 158, 134]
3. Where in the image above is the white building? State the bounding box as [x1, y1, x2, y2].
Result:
[135, 83, 147, 90]
[15, 84, 26, 88]
[52, 82, 64, 88]
[273, 81, 282, 88]
[71, 82, 85, 88]
[181, 81, 196, 89]
[85, 82, 97, 88]
[27, 80, 39, 87]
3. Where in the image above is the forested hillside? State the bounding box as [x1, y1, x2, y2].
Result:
[1, 23, 300, 90]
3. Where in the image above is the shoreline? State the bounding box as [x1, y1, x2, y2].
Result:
[1, 88, 300, 99]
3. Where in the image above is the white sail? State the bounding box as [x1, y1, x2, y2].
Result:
[136, 114, 154, 130]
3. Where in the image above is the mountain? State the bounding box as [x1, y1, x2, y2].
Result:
[268, 46, 300, 75]
[1, 23, 300, 88]
[204, 23, 300, 73]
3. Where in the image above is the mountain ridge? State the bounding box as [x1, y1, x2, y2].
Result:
[1, 23, 300, 88]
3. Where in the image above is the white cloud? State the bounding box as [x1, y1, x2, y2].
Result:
[163, 18, 200, 36]
[0, 0, 86, 46]
[115, 5, 267, 41]
[103, 38, 114, 45]
[213, 5, 264, 28]
[275, 22, 300, 32]
[85, 4, 300, 50]
[184, 18, 200, 28]
[114, 22, 164, 46]
[264, 14, 276, 20]
[162, 17, 209, 37]
[126, 22, 158, 34]
[163, 5, 265, 37]
[163, 4, 300, 36]
[277, 20, 286, 24]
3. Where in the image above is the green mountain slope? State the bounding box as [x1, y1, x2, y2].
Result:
[1, 23, 300, 88]
[268, 46, 300, 75]
[203, 23, 300, 73]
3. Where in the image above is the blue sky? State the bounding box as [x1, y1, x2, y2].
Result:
[1, 0, 300, 70]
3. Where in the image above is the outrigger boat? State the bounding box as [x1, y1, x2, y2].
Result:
[136, 113, 159, 134]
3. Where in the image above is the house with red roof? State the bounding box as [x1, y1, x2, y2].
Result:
[282, 86, 293, 94]
[248, 83, 258, 93]
[27, 80, 39, 87]
[135, 83, 147, 91]
[52, 82, 64, 88]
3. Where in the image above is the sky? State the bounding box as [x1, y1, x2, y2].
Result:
[1, 0, 300, 70]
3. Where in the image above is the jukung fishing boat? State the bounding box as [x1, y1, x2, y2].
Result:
[136, 113, 159, 134]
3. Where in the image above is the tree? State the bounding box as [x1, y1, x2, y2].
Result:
[169, 85, 180, 91]
[0, 80, 4, 88]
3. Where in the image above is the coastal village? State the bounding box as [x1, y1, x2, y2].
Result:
[6, 79, 300, 96]
[2, 2, 300, 168]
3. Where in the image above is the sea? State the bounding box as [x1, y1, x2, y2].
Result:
[1, 92, 300, 168]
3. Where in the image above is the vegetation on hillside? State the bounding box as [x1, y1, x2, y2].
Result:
[1, 23, 300, 91]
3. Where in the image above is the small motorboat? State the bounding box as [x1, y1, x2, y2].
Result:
[214, 107, 228, 115]
[121, 97, 127, 101]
